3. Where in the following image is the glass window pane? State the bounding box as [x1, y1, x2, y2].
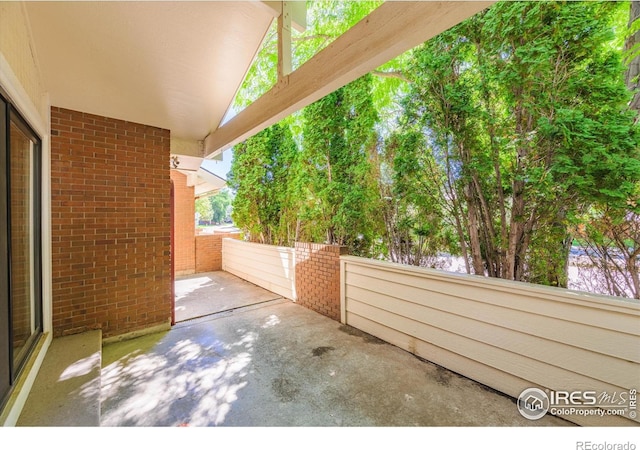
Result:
[9, 121, 35, 366]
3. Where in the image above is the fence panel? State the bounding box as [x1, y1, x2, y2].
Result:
[341, 255, 640, 426]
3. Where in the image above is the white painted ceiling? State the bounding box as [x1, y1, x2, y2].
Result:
[26, 1, 277, 140]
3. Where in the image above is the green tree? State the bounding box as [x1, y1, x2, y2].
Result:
[209, 189, 233, 224]
[233, 1, 381, 109]
[195, 196, 213, 224]
[296, 74, 382, 255]
[228, 122, 298, 245]
[572, 1, 640, 299]
[624, 1, 640, 114]
[227, 1, 640, 298]
[397, 1, 640, 286]
[378, 130, 453, 266]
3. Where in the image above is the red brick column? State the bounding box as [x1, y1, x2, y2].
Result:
[170, 170, 195, 275]
[195, 232, 241, 272]
[50, 107, 171, 338]
[294, 242, 347, 321]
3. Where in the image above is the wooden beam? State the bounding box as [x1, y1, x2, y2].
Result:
[277, 1, 293, 80]
[204, 1, 494, 158]
[260, 1, 307, 31]
[170, 137, 203, 158]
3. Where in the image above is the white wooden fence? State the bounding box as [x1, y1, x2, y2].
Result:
[340, 255, 640, 426]
[222, 238, 296, 300]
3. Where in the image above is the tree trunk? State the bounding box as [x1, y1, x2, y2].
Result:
[507, 178, 526, 280]
[452, 210, 471, 274]
[625, 1, 640, 115]
[466, 185, 485, 275]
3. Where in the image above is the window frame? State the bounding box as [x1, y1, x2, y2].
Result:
[0, 88, 43, 409]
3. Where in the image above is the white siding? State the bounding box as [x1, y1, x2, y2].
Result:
[341, 256, 640, 426]
[222, 238, 296, 300]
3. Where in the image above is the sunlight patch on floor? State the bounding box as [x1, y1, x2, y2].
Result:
[175, 276, 216, 301]
[100, 330, 256, 426]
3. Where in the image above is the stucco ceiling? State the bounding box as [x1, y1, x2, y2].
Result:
[25, 1, 277, 141]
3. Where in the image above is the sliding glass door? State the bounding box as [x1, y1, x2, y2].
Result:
[0, 90, 42, 409]
[0, 92, 9, 408]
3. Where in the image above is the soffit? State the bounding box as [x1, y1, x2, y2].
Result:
[25, 1, 276, 140]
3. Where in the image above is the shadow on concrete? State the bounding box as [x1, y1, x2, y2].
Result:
[102, 275, 575, 427]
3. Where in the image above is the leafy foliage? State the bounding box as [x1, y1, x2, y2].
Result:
[210, 189, 233, 224]
[228, 122, 298, 245]
[233, 1, 380, 109]
[229, 1, 640, 299]
[195, 189, 234, 224]
[296, 74, 382, 255]
[394, 1, 640, 287]
[195, 195, 213, 223]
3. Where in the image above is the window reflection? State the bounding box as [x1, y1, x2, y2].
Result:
[9, 120, 37, 367]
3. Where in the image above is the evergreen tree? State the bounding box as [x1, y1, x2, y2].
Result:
[296, 74, 382, 255]
[228, 122, 298, 245]
[228, 1, 640, 297]
[398, 1, 640, 285]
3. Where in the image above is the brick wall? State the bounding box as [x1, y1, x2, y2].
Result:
[195, 233, 240, 273]
[294, 242, 346, 321]
[50, 106, 171, 338]
[170, 170, 195, 275]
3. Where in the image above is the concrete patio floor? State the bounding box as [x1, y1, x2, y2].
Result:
[174, 271, 282, 322]
[101, 272, 573, 427]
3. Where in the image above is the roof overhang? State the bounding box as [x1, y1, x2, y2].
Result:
[172, 155, 227, 197]
[24, 1, 493, 160]
[25, 1, 283, 141]
[195, 167, 227, 198]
